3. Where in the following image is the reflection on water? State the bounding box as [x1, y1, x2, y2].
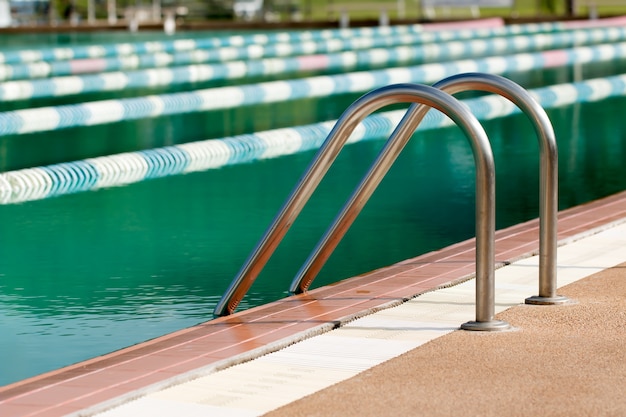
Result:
[0, 288, 222, 386]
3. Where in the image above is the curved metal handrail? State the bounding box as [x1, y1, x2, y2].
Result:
[289, 73, 566, 330]
[213, 82, 507, 332]
[432, 73, 568, 307]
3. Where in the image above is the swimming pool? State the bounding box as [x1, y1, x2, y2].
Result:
[1, 19, 626, 386]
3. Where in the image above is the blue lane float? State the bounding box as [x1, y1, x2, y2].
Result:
[4, 26, 626, 102]
[2, 15, 625, 69]
[3, 73, 626, 204]
[4, 19, 626, 82]
[0, 21, 478, 65]
[6, 15, 626, 66]
[3, 39, 626, 136]
[0, 21, 595, 81]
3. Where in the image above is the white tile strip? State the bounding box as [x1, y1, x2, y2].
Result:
[95, 221, 626, 417]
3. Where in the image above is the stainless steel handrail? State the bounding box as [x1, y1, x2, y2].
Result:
[213, 82, 507, 331]
[435, 73, 567, 307]
[288, 73, 566, 330]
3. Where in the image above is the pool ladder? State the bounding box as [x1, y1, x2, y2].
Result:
[214, 72, 568, 331]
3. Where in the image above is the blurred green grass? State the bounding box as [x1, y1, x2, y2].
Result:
[305, 0, 626, 20]
[66, 0, 626, 24]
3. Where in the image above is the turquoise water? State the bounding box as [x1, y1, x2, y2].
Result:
[1, 31, 626, 386]
[0, 30, 258, 48]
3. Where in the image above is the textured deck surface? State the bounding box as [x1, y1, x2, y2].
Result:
[265, 259, 626, 417]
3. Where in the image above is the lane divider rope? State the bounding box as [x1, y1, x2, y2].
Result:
[3, 25, 626, 101]
[0, 20, 505, 65]
[0, 20, 581, 81]
[2, 15, 624, 67]
[1, 39, 625, 136]
[2, 73, 625, 204]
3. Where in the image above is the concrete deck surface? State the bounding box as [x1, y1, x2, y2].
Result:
[265, 261, 626, 417]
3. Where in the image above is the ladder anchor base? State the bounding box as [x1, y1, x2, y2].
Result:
[525, 295, 570, 305]
[460, 319, 511, 332]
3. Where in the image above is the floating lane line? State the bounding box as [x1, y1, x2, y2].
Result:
[2, 40, 626, 136]
[2, 73, 626, 204]
[0, 21, 588, 81]
[3, 26, 626, 102]
[3, 15, 626, 68]
[0, 29, 517, 82]
[0, 20, 503, 65]
[4, 18, 626, 81]
[0, 28, 397, 64]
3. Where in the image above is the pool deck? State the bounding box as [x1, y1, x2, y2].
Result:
[1, 190, 625, 417]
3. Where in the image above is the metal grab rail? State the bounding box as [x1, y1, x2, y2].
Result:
[213, 82, 508, 332]
[289, 73, 567, 330]
[434, 74, 568, 307]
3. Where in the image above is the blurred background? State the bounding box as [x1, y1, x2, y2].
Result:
[1, 0, 626, 31]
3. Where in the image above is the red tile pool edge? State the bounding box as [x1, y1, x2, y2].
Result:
[1, 190, 626, 417]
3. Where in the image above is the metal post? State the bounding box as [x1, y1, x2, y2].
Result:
[213, 83, 502, 325]
[378, 9, 389, 26]
[107, 0, 117, 24]
[339, 10, 349, 28]
[87, 0, 95, 23]
[152, 0, 160, 21]
[397, 0, 405, 18]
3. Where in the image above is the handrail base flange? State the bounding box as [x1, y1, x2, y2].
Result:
[524, 295, 570, 305]
[461, 319, 511, 332]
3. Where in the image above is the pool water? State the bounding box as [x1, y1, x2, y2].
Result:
[0, 30, 261, 49]
[1, 28, 626, 386]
